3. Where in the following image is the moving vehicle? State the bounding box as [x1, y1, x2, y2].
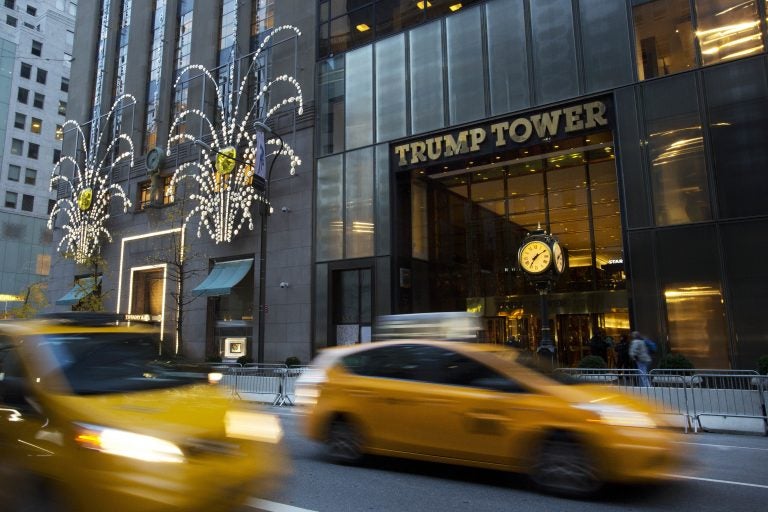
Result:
[0, 313, 287, 512]
[296, 340, 686, 496]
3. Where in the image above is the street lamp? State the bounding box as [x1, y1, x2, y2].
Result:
[252, 121, 283, 364]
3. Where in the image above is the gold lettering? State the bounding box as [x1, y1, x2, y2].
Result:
[490, 122, 509, 147]
[563, 105, 584, 132]
[509, 118, 533, 143]
[426, 137, 442, 160]
[394, 144, 409, 166]
[469, 128, 486, 151]
[443, 133, 470, 157]
[531, 110, 562, 138]
[584, 101, 607, 129]
[410, 141, 427, 164]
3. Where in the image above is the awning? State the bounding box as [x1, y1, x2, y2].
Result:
[192, 258, 253, 297]
[55, 276, 101, 306]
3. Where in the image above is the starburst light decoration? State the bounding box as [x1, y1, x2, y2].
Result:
[167, 25, 304, 244]
[48, 94, 135, 264]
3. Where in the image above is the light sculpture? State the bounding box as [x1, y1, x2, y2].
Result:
[166, 26, 304, 244]
[48, 94, 135, 264]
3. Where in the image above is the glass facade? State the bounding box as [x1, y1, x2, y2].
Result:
[314, 0, 768, 368]
[172, 0, 194, 134]
[144, 0, 166, 151]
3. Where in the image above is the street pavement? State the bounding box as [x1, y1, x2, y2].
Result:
[247, 406, 768, 512]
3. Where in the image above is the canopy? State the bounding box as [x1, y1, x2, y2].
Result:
[55, 276, 101, 306]
[192, 258, 253, 297]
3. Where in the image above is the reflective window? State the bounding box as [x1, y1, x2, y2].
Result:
[694, 0, 763, 65]
[345, 148, 375, 258]
[375, 0, 422, 38]
[144, 0, 167, 152]
[33, 92, 44, 109]
[7, 165, 20, 182]
[446, 6, 485, 125]
[579, 0, 633, 91]
[704, 58, 768, 218]
[632, 0, 695, 80]
[20, 62, 31, 79]
[172, 0, 194, 135]
[319, 57, 345, 156]
[11, 138, 23, 155]
[345, 46, 373, 150]
[316, 155, 344, 261]
[21, 194, 33, 212]
[486, 0, 529, 115]
[409, 21, 444, 134]
[5, 191, 17, 209]
[24, 168, 36, 186]
[643, 75, 711, 226]
[14, 112, 25, 130]
[375, 34, 406, 142]
[530, 0, 578, 104]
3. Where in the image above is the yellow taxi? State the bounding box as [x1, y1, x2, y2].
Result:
[0, 313, 287, 512]
[296, 340, 686, 496]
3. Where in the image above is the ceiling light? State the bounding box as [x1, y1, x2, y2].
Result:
[449, 3, 462, 11]
[356, 23, 370, 32]
[416, 1, 432, 9]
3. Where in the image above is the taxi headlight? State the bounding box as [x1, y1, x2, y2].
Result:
[74, 423, 184, 463]
[225, 410, 283, 444]
[577, 404, 657, 429]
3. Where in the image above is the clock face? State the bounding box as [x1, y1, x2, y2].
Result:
[146, 147, 163, 172]
[553, 241, 565, 273]
[216, 146, 237, 175]
[519, 240, 552, 274]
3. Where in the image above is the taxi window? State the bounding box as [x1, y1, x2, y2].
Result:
[41, 333, 207, 395]
[0, 342, 32, 407]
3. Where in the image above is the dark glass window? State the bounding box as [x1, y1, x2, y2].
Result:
[58, 100, 67, 116]
[13, 112, 25, 129]
[703, 58, 768, 219]
[4, 191, 17, 209]
[318, 57, 345, 156]
[7, 164, 20, 182]
[61, 77, 69, 92]
[5, 15, 16, 27]
[694, 0, 762, 66]
[26, 5, 36, 15]
[642, 74, 711, 226]
[721, 220, 768, 368]
[27, 142, 39, 159]
[31, 40, 42, 57]
[48, 199, 55, 214]
[36, 68, 46, 84]
[530, 0, 578, 104]
[24, 168, 36, 185]
[52, 148, 61, 164]
[375, 0, 422, 38]
[17, 87, 28, 104]
[657, 226, 729, 368]
[579, 0, 633, 91]
[10, 138, 23, 155]
[3, 0, 13, 8]
[632, 0, 695, 80]
[486, 0, 529, 115]
[21, 194, 33, 212]
[33, 92, 44, 109]
[20, 62, 31, 79]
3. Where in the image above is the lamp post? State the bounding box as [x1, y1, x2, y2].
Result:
[252, 121, 283, 364]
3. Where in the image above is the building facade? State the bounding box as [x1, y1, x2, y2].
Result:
[312, 0, 768, 369]
[48, 0, 315, 363]
[0, 0, 76, 308]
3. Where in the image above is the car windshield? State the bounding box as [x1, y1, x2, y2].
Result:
[41, 333, 208, 395]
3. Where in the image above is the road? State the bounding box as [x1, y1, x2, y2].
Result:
[247, 407, 768, 512]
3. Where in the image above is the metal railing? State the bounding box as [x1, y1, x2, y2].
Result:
[555, 368, 768, 435]
[217, 364, 314, 406]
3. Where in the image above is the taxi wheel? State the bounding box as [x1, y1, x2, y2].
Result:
[326, 418, 364, 465]
[530, 433, 602, 498]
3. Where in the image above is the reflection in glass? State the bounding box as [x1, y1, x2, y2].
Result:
[319, 57, 345, 156]
[632, 0, 695, 80]
[409, 21, 445, 134]
[664, 285, 730, 368]
[695, 0, 763, 65]
[345, 148, 375, 258]
[345, 47, 373, 150]
[446, 6, 485, 125]
[376, 35, 407, 142]
[316, 155, 344, 261]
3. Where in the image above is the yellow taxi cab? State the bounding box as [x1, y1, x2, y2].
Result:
[0, 313, 288, 512]
[296, 340, 687, 497]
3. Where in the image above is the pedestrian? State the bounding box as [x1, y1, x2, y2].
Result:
[615, 334, 630, 369]
[629, 331, 652, 386]
[589, 328, 608, 364]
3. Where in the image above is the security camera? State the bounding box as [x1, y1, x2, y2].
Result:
[281, 206, 290, 213]
[279, 281, 289, 288]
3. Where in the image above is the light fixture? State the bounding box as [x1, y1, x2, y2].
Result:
[356, 23, 370, 32]
[416, 1, 432, 9]
[449, 3, 462, 11]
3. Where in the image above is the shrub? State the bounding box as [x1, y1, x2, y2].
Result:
[578, 355, 607, 368]
[757, 355, 768, 375]
[236, 355, 253, 365]
[658, 353, 694, 370]
[285, 356, 301, 367]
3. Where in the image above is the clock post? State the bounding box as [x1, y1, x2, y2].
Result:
[517, 229, 567, 363]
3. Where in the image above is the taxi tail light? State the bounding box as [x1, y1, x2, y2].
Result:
[74, 423, 185, 463]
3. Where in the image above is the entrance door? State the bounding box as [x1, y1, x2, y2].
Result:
[332, 268, 372, 346]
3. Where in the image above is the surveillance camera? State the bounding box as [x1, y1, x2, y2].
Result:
[281, 206, 290, 213]
[279, 281, 289, 288]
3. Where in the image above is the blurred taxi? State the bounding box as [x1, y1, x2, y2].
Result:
[0, 313, 287, 512]
[296, 340, 686, 496]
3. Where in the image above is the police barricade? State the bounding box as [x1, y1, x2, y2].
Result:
[225, 364, 287, 404]
[555, 368, 693, 432]
[683, 372, 767, 435]
[280, 366, 316, 405]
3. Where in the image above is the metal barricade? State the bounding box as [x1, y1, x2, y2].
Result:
[684, 372, 766, 435]
[280, 366, 316, 405]
[229, 364, 287, 404]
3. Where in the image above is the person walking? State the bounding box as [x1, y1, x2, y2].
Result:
[629, 331, 652, 386]
[615, 334, 630, 369]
